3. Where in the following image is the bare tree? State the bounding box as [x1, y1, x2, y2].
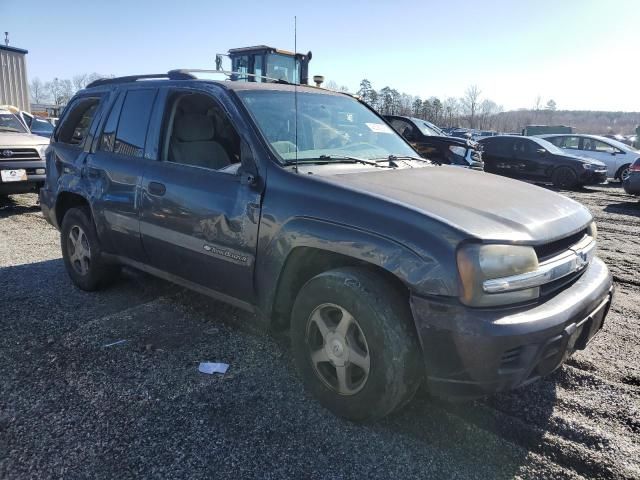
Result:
[72, 73, 89, 91]
[30, 77, 48, 103]
[461, 85, 481, 128]
[324, 80, 339, 91]
[45, 78, 64, 106]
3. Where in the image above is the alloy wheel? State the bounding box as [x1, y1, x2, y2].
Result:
[305, 303, 371, 395]
[67, 225, 91, 275]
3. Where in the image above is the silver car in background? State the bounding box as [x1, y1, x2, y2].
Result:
[540, 134, 640, 182]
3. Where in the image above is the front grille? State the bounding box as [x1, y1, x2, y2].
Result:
[540, 268, 585, 297]
[0, 148, 40, 161]
[534, 229, 588, 262]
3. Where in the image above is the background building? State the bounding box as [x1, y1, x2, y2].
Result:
[0, 43, 30, 112]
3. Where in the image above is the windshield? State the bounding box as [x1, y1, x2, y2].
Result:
[414, 119, 443, 137]
[534, 137, 565, 155]
[237, 90, 417, 163]
[0, 113, 28, 133]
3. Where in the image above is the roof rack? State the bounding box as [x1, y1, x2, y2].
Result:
[85, 71, 197, 89]
[168, 69, 294, 85]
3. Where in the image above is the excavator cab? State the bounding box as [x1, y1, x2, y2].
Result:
[222, 45, 312, 85]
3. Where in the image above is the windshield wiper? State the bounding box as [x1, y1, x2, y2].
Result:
[285, 155, 391, 167]
[385, 154, 440, 165]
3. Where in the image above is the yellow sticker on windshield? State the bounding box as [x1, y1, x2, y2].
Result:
[365, 123, 393, 134]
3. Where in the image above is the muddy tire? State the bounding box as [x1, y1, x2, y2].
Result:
[291, 267, 423, 421]
[60, 207, 119, 291]
[552, 167, 579, 189]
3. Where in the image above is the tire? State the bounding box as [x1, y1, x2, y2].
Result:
[616, 164, 631, 183]
[291, 267, 423, 421]
[60, 206, 119, 291]
[552, 167, 578, 189]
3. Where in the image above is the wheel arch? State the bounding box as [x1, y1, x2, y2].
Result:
[615, 162, 631, 180]
[257, 218, 446, 331]
[55, 191, 92, 227]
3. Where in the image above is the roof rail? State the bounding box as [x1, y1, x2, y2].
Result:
[85, 71, 197, 89]
[168, 69, 294, 85]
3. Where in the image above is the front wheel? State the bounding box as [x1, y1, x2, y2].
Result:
[617, 164, 631, 183]
[291, 267, 423, 421]
[552, 166, 578, 189]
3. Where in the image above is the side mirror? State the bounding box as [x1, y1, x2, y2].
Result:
[607, 148, 616, 155]
[536, 148, 547, 155]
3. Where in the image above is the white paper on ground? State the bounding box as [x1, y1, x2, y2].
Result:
[198, 362, 229, 375]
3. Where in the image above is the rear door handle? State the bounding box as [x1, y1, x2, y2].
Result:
[148, 181, 166, 196]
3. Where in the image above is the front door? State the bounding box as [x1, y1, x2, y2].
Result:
[578, 137, 622, 178]
[139, 88, 261, 304]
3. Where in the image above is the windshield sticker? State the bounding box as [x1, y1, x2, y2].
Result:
[365, 123, 393, 134]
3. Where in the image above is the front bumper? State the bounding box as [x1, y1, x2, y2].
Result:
[410, 257, 613, 399]
[0, 160, 46, 195]
[623, 172, 640, 195]
[580, 169, 608, 185]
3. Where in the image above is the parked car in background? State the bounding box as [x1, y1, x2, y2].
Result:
[622, 158, 640, 197]
[479, 135, 607, 189]
[603, 134, 632, 146]
[39, 73, 613, 421]
[540, 134, 640, 182]
[385, 115, 483, 169]
[0, 108, 48, 196]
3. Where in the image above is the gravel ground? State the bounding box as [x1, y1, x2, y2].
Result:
[0, 186, 638, 480]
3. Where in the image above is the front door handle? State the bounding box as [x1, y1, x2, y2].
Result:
[148, 181, 166, 196]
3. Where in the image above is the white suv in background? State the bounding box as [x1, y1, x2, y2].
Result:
[540, 134, 640, 182]
[0, 108, 49, 197]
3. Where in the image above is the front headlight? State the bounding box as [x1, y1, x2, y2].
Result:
[457, 244, 540, 307]
[449, 145, 467, 157]
[582, 163, 601, 170]
[37, 145, 48, 160]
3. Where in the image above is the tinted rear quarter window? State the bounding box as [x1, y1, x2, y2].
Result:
[56, 97, 101, 146]
[106, 89, 157, 158]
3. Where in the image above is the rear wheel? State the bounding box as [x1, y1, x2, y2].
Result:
[61, 207, 119, 291]
[552, 167, 578, 189]
[291, 267, 423, 421]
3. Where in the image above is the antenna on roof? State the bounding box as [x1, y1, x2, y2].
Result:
[294, 16, 299, 174]
[4, 32, 9, 46]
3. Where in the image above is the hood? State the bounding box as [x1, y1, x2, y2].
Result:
[566, 153, 608, 166]
[322, 166, 592, 243]
[0, 131, 50, 147]
[421, 135, 470, 148]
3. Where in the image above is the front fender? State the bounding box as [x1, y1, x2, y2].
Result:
[256, 216, 456, 318]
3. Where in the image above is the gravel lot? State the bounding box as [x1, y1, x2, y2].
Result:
[1, 185, 638, 480]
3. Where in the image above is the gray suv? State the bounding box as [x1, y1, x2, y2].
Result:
[40, 72, 613, 421]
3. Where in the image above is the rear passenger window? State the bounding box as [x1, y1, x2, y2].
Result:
[56, 97, 101, 146]
[101, 89, 156, 158]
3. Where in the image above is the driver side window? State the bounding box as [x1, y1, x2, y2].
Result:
[162, 91, 241, 172]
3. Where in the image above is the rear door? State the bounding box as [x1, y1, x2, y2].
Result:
[85, 87, 158, 261]
[139, 86, 262, 305]
[483, 137, 514, 176]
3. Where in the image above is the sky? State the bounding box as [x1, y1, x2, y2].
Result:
[2, 0, 639, 112]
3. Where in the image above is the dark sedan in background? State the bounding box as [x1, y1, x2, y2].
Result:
[385, 115, 483, 169]
[623, 158, 640, 197]
[479, 135, 607, 189]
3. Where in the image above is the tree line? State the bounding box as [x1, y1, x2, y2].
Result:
[29, 73, 111, 106]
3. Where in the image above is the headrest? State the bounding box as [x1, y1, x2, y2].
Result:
[174, 113, 214, 142]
